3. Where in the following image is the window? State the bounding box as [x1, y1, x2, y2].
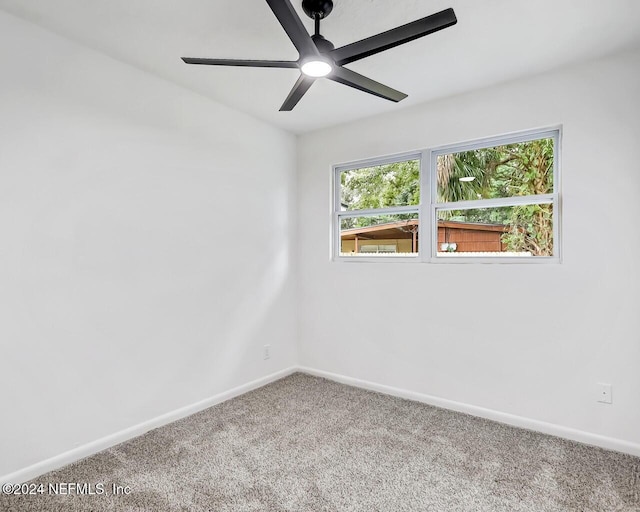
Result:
[334, 155, 421, 258]
[332, 128, 561, 263]
[431, 129, 559, 261]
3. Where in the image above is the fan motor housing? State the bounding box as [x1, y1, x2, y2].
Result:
[302, 0, 334, 19]
[311, 34, 335, 53]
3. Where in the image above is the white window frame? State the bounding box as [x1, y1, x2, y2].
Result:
[332, 126, 562, 264]
[332, 151, 423, 263]
[429, 127, 561, 264]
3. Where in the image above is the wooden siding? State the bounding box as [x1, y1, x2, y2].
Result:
[437, 224, 506, 253]
[341, 220, 509, 254]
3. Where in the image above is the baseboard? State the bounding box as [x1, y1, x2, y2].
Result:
[0, 366, 297, 485]
[4, 364, 638, 485]
[298, 366, 640, 458]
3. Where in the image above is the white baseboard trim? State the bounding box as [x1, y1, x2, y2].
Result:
[4, 364, 638, 485]
[298, 366, 640, 458]
[1, 367, 297, 485]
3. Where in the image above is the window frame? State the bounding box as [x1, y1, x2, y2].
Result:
[331, 126, 562, 264]
[332, 151, 423, 263]
[429, 127, 561, 264]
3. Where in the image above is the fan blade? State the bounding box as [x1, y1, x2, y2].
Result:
[330, 8, 457, 66]
[182, 57, 299, 68]
[280, 75, 315, 111]
[265, 0, 320, 58]
[329, 67, 407, 103]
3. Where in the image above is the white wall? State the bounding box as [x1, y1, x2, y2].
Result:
[2, 6, 638, 480]
[297, 49, 640, 450]
[0, 11, 297, 477]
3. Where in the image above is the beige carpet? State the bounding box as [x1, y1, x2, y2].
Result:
[2, 373, 639, 511]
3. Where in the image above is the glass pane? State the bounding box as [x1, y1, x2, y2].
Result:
[340, 159, 420, 211]
[340, 213, 419, 256]
[436, 138, 554, 203]
[436, 204, 553, 257]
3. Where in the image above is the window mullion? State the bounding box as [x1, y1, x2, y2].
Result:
[420, 149, 431, 262]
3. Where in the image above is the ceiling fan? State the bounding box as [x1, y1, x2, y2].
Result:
[182, 0, 457, 111]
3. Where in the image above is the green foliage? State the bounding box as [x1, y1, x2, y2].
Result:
[501, 203, 553, 255]
[439, 138, 554, 255]
[340, 139, 554, 255]
[341, 160, 419, 228]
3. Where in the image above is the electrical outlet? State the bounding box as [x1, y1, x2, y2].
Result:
[597, 382, 612, 404]
[263, 345, 271, 360]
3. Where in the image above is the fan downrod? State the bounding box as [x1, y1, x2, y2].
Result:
[302, 0, 334, 20]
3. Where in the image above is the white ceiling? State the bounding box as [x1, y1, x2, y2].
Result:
[1, 0, 639, 134]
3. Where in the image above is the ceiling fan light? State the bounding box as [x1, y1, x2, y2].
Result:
[301, 60, 332, 77]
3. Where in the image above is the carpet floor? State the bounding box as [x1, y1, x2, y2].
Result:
[2, 373, 639, 511]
